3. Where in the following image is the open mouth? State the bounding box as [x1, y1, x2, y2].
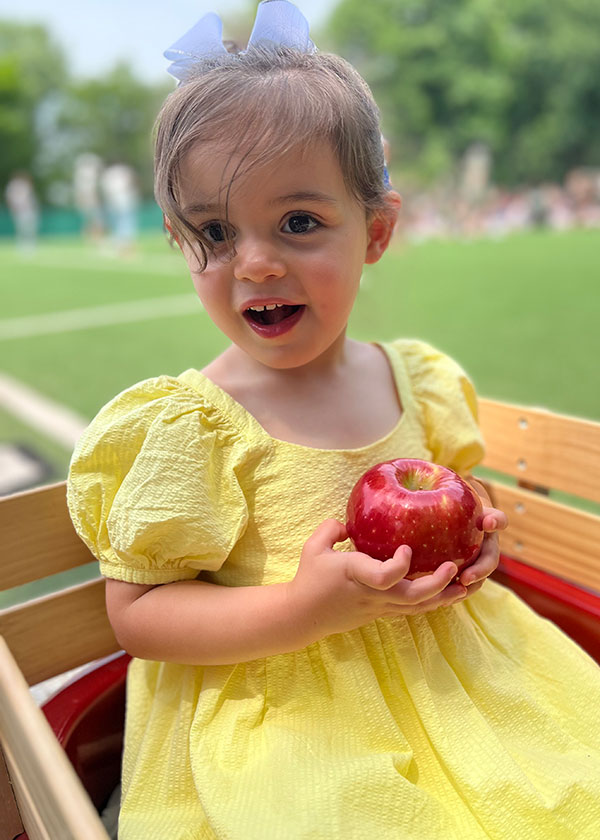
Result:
[242, 302, 305, 337]
[244, 303, 303, 326]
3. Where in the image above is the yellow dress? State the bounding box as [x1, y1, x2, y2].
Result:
[67, 339, 600, 840]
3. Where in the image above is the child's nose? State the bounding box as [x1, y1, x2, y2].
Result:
[232, 235, 286, 283]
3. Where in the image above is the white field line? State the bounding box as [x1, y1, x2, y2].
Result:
[0, 293, 201, 340]
[1, 249, 187, 276]
[34, 254, 187, 276]
[0, 373, 89, 449]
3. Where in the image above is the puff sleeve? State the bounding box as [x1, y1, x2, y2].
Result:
[67, 376, 249, 584]
[397, 339, 485, 475]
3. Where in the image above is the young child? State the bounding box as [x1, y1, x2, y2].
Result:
[67, 3, 600, 838]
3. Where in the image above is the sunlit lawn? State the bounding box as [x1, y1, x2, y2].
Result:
[1, 226, 598, 491]
[351, 228, 598, 420]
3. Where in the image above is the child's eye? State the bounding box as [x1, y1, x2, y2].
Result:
[282, 214, 319, 234]
[200, 221, 234, 244]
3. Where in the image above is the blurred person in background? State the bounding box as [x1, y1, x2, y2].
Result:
[100, 162, 139, 256]
[73, 153, 105, 243]
[5, 171, 39, 254]
[565, 168, 600, 228]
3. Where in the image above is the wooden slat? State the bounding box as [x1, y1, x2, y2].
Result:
[0, 743, 23, 840]
[0, 482, 95, 590]
[489, 481, 600, 592]
[0, 580, 119, 686]
[479, 399, 600, 504]
[0, 637, 109, 840]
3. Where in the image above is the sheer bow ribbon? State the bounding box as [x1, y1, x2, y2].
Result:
[164, 0, 316, 83]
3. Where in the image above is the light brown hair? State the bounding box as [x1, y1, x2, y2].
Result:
[154, 46, 389, 268]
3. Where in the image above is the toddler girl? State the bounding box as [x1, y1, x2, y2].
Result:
[68, 3, 600, 838]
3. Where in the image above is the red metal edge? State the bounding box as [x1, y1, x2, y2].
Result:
[42, 652, 131, 746]
[495, 554, 600, 615]
[493, 553, 600, 663]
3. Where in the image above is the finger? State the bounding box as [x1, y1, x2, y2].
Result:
[353, 545, 412, 591]
[463, 579, 485, 597]
[304, 519, 348, 554]
[459, 533, 499, 585]
[432, 581, 470, 607]
[481, 507, 508, 532]
[387, 579, 467, 614]
[393, 561, 459, 605]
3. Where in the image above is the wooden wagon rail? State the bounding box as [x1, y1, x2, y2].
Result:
[1, 397, 599, 840]
[478, 398, 600, 591]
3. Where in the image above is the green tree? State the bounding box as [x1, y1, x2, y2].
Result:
[0, 21, 67, 192]
[325, 0, 600, 184]
[57, 65, 171, 198]
[498, 0, 600, 183]
[0, 20, 171, 203]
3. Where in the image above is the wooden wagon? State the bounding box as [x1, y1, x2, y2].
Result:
[1, 397, 599, 840]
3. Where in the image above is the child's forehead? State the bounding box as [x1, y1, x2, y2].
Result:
[184, 131, 331, 165]
[178, 137, 349, 211]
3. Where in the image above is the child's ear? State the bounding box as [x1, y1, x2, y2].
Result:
[164, 215, 181, 247]
[364, 191, 401, 264]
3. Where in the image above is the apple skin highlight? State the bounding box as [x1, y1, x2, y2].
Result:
[346, 458, 484, 579]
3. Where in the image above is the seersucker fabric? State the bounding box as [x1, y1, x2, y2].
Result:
[67, 339, 600, 839]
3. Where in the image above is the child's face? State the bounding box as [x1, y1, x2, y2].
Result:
[176, 138, 394, 371]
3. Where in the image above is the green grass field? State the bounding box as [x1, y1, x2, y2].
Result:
[1, 227, 599, 491]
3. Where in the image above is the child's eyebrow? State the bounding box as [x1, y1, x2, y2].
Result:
[182, 191, 337, 216]
[182, 201, 222, 215]
[269, 191, 338, 206]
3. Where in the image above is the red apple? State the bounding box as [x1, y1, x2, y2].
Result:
[346, 458, 484, 579]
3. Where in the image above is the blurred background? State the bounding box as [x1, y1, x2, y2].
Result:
[1, 0, 599, 497]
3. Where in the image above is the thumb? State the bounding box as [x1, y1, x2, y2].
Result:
[304, 519, 348, 554]
[352, 544, 412, 590]
[392, 543, 412, 563]
[390, 543, 413, 577]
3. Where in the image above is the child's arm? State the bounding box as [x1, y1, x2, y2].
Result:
[105, 519, 467, 666]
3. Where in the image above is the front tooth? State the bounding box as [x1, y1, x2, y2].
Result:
[265, 304, 277, 310]
[250, 305, 265, 312]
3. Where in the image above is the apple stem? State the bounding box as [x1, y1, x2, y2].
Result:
[401, 470, 431, 492]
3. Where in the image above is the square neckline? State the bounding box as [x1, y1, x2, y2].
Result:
[178, 341, 418, 455]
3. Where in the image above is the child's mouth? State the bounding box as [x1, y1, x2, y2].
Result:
[243, 303, 304, 336]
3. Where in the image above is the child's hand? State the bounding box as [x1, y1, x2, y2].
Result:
[457, 506, 508, 596]
[288, 519, 470, 640]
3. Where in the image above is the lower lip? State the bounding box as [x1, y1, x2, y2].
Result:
[243, 306, 305, 338]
